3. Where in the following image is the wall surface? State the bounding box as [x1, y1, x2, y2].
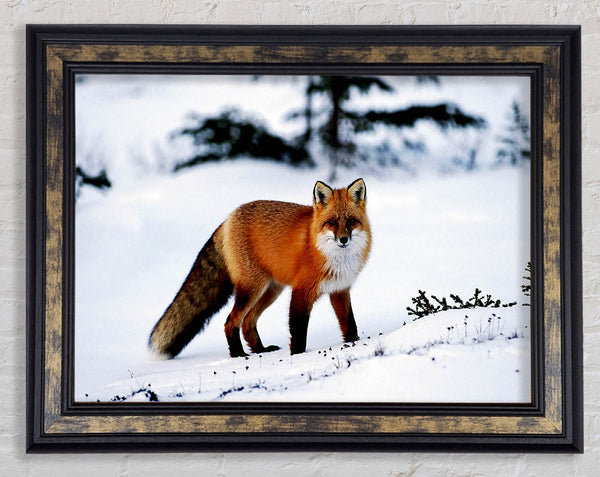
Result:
[0, 0, 597, 475]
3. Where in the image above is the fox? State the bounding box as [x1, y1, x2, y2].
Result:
[148, 178, 371, 359]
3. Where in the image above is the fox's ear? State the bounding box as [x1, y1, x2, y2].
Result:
[313, 181, 333, 205]
[347, 178, 366, 204]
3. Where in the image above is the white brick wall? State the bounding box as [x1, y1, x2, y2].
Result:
[1, 1, 596, 475]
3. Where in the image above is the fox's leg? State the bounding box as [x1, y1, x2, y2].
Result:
[289, 287, 316, 354]
[242, 280, 284, 353]
[329, 289, 359, 342]
[225, 283, 269, 358]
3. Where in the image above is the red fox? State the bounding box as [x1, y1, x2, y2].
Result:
[149, 178, 371, 358]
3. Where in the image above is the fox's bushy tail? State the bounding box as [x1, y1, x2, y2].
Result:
[149, 229, 233, 359]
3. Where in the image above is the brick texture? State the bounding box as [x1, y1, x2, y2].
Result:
[0, 1, 595, 474]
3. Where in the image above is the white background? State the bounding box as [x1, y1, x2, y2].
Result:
[1, 1, 597, 475]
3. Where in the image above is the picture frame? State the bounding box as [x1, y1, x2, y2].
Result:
[26, 25, 582, 452]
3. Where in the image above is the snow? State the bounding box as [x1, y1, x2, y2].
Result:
[74, 74, 531, 404]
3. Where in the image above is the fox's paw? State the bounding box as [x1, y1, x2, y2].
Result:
[261, 345, 280, 353]
[230, 349, 249, 358]
[252, 344, 280, 353]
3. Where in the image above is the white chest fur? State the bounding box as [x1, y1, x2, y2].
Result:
[316, 230, 369, 295]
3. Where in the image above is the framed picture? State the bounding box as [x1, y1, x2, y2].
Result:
[26, 25, 582, 452]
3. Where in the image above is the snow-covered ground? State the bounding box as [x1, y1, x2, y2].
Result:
[74, 75, 531, 403]
[97, 305, 530, 404]
[74, 162, 531, 403]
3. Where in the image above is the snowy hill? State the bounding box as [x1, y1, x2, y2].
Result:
[103, 306, 529, 404]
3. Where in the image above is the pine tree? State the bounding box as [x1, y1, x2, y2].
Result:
[173, 76, 487, 178]
[496, 100, 531, 165]
[172, 110, 313, 172]
[75, 166, 111, 198]
[294, 76, 486, 180]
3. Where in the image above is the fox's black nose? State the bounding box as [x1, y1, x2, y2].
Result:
[340, 236, 349, 245]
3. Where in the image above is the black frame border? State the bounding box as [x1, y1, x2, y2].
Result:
[26, 24, 582, 453]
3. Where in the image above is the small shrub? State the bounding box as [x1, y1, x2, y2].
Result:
[145, 389, 159, 402]
[521, 262, 531, 306]
[372, 343, 386, 357]
[217, 386, 245, 399]
[110, 386, 159, 402]
[407, 288, 517, 320]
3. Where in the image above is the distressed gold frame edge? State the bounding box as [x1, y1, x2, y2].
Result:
[26, 25, 582, 452]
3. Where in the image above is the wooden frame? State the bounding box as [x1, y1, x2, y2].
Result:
[26, 25, 582, 452]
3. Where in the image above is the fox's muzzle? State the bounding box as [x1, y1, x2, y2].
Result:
[337, 236, 350, 247]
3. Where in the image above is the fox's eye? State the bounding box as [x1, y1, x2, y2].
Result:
[326, 219, 337, 227]
[347, 218, 356, 226]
